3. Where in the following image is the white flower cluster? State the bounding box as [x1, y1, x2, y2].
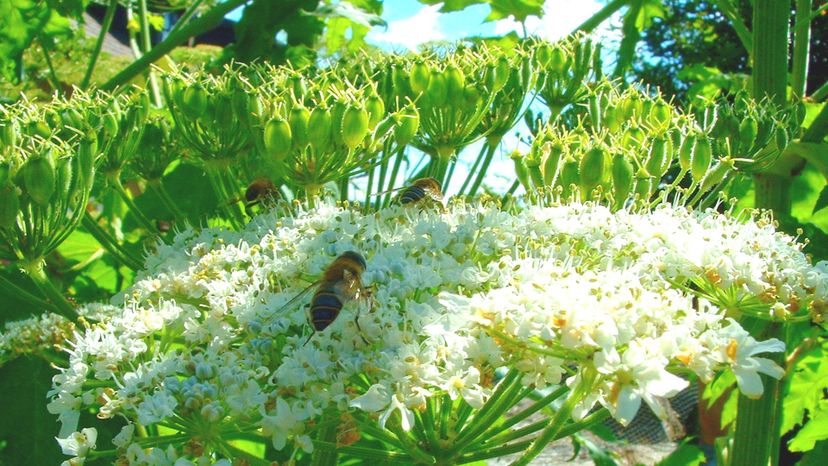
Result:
[0, 312, 74, 367]
[44, 201, 826, 464]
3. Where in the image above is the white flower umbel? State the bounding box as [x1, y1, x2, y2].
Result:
[43, 201, 823, 464]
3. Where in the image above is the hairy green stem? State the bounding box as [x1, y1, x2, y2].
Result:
[466, 138, 500, 197]
[731, 320, 785, 466]
[382, 146, 407, 208]
[81, 0, 118, 89]
[23, 260, 77, 319]
[313, 440, 413, 464]
[168, 0, 206, 36]
[792, 0, 812, 100]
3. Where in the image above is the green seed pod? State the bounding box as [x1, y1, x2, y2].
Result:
[644, 137, 669, 179]
[510, 150, 532, 191]
[392, 64, 410, 96]
[394, 108, 419, 146]
[56, 156, 73, 200]
[559, 158, 580, 198]
[290, 76, 308, 99]
[548, 47, 566, 74]
[444, 65, 465, 100]
[691, 138, 712, 183]
[30, 120, 52, 139]
[462, 85, 482, 110]
[0, 163, 9, 183]
[536, 43, 553, 66]
[652, 101, 672, 128]
[410, 61, 431, 95]
[0, 184, 19, 229]
[263, 118, 292, 160]
[494, 56, 510, 91]
[579, 146, 607, 192]
[738, 117, 758, 154]
[633, 167, 653, 201]
[0, 121, 16, 148]
[23, 151, 56, 205]
[620, 125, 645, 149]
[611, 153, 634, 208]
[78, 137, 97, 191]
[308, 107, 332, 151]
[289, 105, 310, 148]
[774, 126, 788, 151]
[182, 84, 208, 118]
[700, 160, 730, 192]
[541, 142, 563, 186]
[365, 95, 385, 128]
[342, 106, 370, 149]
[102, 112, 119, 138]
[330, 102, 348, 146]
[425, 71, 448, 107]
[588, 95, 601, 131]
[679, 134, 695, 172]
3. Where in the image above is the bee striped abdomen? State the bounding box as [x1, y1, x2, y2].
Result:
[310, 288, 342, 331]
[400, 185, 426, 204]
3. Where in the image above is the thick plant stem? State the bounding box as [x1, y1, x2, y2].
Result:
[791, 0, 812, 101]
[382, 146, 406, 208]
[24, 260, 77, 319]
[752, 0, 791, 216]
[81, 0, 117, 89]
[731, 321, 785, 466]
[138, 0, 162, 106]
[510, 370, 597, 466]
[574, 0, 627, 34]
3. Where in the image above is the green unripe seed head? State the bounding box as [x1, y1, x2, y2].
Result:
[579, 146, 607, 191]
[691, 138, 712, 183]
[342, 106, 370, 149]
[289, 106, 311, 148]
[264, 118, 292, 161]
[410, 61, 431, 95]
[394, 109, 419, 146]
[365, 95, 385, 128]
[0, 184, 19, 229]
[23, 151, 56, 205]
[444, 65, 466, 100]
[308, 107, 332, 152]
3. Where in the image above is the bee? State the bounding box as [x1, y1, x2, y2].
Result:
[372, 177, 444, 206]
[228, 177, 280, 215]
[276, 251, 371, 345]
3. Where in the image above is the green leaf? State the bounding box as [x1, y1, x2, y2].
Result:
[813, 185, 828, 215]
[789, 400, 828, 452]
[313, 1, 386, 28]
[703, 370, 736, 407]
[656, 440, 706, 466]
[0, 0, 51, 81]
[720, 389, 738, 429]
[782, 341, 828, 434]
[571, 432, 619, 466]
[797, 439, 828, 466]
[419, 0, 544, 22]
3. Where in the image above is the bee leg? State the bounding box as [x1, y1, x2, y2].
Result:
[302, 330, 316, 347]
[354, 311, 369, 345]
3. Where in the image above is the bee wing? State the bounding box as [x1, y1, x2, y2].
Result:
[273, 280, 320, 315]
[368, 186, 406, 198]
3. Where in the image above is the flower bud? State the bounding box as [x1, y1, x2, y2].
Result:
[691, 138, 712, 183]
[633, 167, 652, 200]
[409, 61, 431, 95]
[548, 47, 566, 74]
[644, 136, 669, 180]
[425, 71, 448, 107]
[289, 105, 310, 148]
[308, 107, 332, 152]
[23, 151, 56, 205]
[78, 136, 97, 191]
[182, 84, 207, 119]
[678, 134, 695, 172]
[611, 153, 634, 207]
[102, 112, 119, 138]
[535, 43, 553, 66]
[541, 142, 563, 186]
[365, 95, 385, 128]
[510, 150, 532, 191]
[0, 184, 19, 229]
[559, 157, 580, 197]
[652, 101, 672, 128]
[579, 146, 607, 192]
[493, 56, 510, 91]
[264, 118, 292, 160]
[738, 117, 758, 154]
[342, 106, 370, 149]
[394, 108, 419, 146]
[444, 65, 465, 100]
[0, 121, 16, 148]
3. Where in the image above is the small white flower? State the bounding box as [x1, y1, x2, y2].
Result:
[56, 427, 97, 465]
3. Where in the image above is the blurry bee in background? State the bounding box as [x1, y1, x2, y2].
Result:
[372, 177, 444, 206]
[275, 251, 371, 345]
[229, 177, 281, 215]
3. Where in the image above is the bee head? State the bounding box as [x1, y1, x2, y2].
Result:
[338, 251, 367, 271]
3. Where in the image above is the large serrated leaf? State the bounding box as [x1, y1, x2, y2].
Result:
[789, 400, 828, 452]
[656, 440, 706, 466]
[782, 342, 828, 434]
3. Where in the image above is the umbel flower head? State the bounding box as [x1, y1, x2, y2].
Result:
[39, 200, 825, 463]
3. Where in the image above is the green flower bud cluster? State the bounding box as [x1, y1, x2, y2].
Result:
[247, 76, 409, 192]
[516, 83, 736, 210]
[692, 92, 803, 173]
[162, 67, 252, 166]
[97, 90, 152, 179]
[534, 34, 602, 120]
[128, 112, 178, 182]
[0, 97, 98, 264]
[479, 45, 536, 141]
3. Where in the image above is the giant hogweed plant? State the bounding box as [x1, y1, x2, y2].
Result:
[0, 36, 826, 465]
